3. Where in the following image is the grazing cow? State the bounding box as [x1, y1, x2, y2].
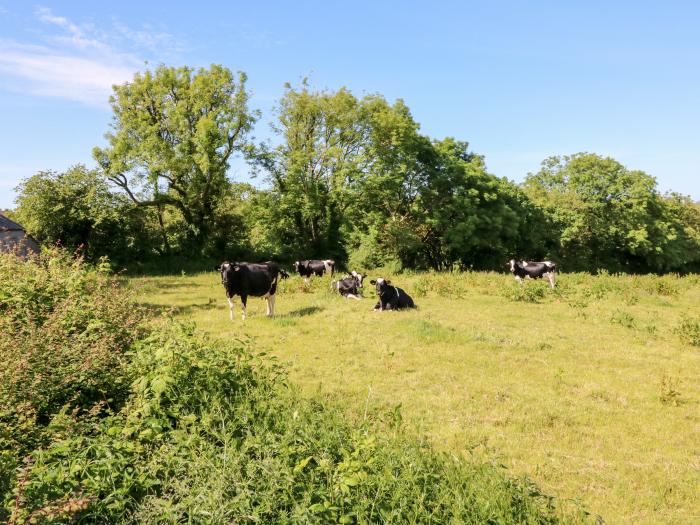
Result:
[370, 278, 416, 311]
[292, 259, 335, 280]
[217, 261, 289, 320]
[332, 271, 367, 300]
[507, 259, 556, 289]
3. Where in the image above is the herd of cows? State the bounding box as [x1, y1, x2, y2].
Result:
[216, 258, 557, 320]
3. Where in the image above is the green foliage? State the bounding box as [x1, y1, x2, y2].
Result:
[94, 64, 257, 254]
[500, 281, 549, 303]
[674, 314, 700, 346]
[7, 321, 586, 524]
[0, 248, 145, 521]
[524, 153, 700, 273]
[13, 165, 156, 264]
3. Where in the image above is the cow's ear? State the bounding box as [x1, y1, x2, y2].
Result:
[215, 265, 221, 271]
[386, 280, 391, 285]
[369, 280, 376, 285]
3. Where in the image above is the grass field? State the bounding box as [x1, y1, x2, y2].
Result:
[133, 269, 700, 524]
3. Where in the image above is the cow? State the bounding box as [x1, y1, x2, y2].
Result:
[507, 259, 556, 289]
[292, 259, 335, 280]
[370, 278, 416, 311]
[216, 261, 289, 320]
[332, 271, 367, 300]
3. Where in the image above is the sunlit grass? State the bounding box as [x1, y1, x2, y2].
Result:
[132, 270, 700, 525]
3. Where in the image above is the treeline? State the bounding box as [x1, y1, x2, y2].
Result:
[12, 65, 700, 273]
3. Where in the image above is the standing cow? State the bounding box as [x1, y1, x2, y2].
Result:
[370, 278, 416, 311]
[217, 261, 289, 320]
[292, 259, 335, 280]
[507, 259, 556, 289]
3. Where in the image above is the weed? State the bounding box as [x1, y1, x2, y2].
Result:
[674, 314, 700, 346]
[500, 281, 548, 303]
[610, 309, 636, 329]
[659, 375, 682, 406]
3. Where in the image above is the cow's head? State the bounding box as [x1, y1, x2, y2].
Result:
[506, 259, 517, 273]
[293, 261, 300, 271]
[351, 270, 367, 288]
[369, 278, 392, 296]
[218, 261, 241, 286]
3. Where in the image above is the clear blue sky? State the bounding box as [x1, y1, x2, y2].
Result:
[1, 1, 699, 209]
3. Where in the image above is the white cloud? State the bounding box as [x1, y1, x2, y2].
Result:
[0, 6, 182, 107]
[0, 41, 139, 106]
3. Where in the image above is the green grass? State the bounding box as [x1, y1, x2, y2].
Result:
[133, 270, 700, 524]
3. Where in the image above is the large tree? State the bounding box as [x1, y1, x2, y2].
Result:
[93, 64, 257, 253]
[523, 153, 700, 272]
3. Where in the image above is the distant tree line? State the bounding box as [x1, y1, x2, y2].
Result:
[12, 65, 700, 273]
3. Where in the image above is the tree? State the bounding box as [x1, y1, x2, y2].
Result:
[93, 64, 257, 253]
[523, 153, 698, 272]
[256, 83, 372, 259]
[13, 165, 155, 263]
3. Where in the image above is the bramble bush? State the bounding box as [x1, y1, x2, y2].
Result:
[0, 249, 144, 520]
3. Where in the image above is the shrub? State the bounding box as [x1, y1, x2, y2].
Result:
[500, 281, 548, 303]
[0, 249, 145, 520]
[610, 310, 636, 329]
[6, 321, 589, 524]
[675, 314, 700, 347]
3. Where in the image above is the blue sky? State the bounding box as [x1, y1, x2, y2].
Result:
[1, 1, 699, 209]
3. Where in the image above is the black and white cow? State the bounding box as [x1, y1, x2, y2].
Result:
[370, 278, 416, 311]
[507, 259, 556, 289]
[217, 261, 289, 320]
[332, 271, 367, 300]
[292, 259, 335, 280]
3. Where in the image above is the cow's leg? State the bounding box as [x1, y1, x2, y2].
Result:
[547, 272, 556, 289]
[347, 294, 361, 300]
[268, 294, 276, 316]
[227, 296, 235, 321]
[241, 296, 247, 320]
[515, 276, 523, 285]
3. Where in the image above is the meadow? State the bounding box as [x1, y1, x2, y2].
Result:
[135, 269, 700, 525]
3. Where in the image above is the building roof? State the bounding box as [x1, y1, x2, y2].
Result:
[0, 213, 25, 232]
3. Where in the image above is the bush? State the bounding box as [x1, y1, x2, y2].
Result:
[675, 314, 700, 347]
[0, 249, 145, 520]
[500, 281, 549, 303]
[11, 323, 588, 523]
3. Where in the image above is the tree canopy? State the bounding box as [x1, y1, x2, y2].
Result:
[93, 64, 257, 253]
[10, 66, 700, 273]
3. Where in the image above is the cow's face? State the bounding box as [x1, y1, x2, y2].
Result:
[293, 261, 300, 271]
[370, 278, 391, 296]
[507, 259, 516, 273]
[219, 261, 241, 286]
[351, 271, 366, 287]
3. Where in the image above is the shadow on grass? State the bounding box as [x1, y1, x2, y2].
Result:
[139, 300, 217, 316]
[281, 306, 324, 318]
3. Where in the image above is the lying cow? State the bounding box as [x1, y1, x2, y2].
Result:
[507, 259, 556, 289]
[370, 278, 416, 311]
[292, 259, 335, 280]
[217, 261, 289, 320]
[332, 271, 367, 300]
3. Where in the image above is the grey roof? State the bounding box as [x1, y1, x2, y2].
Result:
[0, 213, 25, 231]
